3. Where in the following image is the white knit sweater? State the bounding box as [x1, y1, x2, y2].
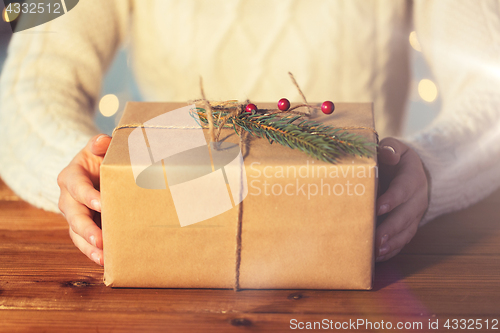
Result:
[1, 0, 500, 226]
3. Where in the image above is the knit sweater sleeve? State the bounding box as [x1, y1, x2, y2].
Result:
[406, 0, 500, 225]
[0, 0, 130, 212]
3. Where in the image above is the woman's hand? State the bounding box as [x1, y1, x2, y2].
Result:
[375, 137, 429, 262]
[57, 134, 112, 266]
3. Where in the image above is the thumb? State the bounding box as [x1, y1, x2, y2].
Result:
[90, 134, 112, 157]
[378, 137, 407, 166]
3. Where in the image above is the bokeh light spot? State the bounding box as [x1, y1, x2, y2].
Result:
[2, 6, 20, 22]
[418, 79, 438, 103]
[409, 31, 422, 52]
[99, 94, 119, 117]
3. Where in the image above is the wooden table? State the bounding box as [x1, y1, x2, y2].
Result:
[0, 178, 499, 332]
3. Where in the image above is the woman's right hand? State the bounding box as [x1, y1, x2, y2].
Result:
[57, 134, 112, 266]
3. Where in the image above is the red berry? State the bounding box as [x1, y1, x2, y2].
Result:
[321, 101, 335, 114]
[278, 98, 290, 111]
[245, 103, 257, 113]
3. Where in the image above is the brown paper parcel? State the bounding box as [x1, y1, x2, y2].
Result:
[101, 102, 378, 289]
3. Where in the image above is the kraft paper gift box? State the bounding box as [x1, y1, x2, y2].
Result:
[101, 102, 378, 289]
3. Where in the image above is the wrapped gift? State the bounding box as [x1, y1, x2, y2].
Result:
[101, 102, 378, 289]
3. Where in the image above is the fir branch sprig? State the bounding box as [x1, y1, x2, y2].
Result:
[194, 107, 376, 164]
[294, 118, 377, 158]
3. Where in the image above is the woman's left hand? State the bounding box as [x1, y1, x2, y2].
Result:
[375, 137, 429, 262]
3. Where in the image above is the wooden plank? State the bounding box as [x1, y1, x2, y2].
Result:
[0, 201, 67, 231]
[1, 253, 499, 316]
[0, 310, 498, 333]
[0, 179, 66, 230]
[0, 178, 19, 201]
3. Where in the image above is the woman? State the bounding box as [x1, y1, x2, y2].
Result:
[1, 0, 499, 266]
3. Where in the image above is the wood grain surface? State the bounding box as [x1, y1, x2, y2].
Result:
[1, 178, 499, 332]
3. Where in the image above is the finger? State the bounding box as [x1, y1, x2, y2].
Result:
[69, 227, 103, 266]
[376, 221, 418, 262]
[375, 194, 427, 259]
[61, 188, 103, 249]
[378, 137, 409, 166]
[375, 202, 413, 251]
[376, 150, 424, 216]
[63, 164, 101, 212]
[376, 248, 402, 263]
[90, 134, 112, 157]
[377, 171, 417, 216]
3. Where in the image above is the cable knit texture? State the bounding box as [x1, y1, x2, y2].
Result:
[0, 0, 499, 226]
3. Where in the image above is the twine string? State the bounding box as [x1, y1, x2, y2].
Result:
[233, 127, 247, 291]
[112, 123, 378, 144]
[215, 104, 242, 143]
[111, 124, 200, 137]
[200, 77, 216, 143]
[288, 72, 311, 115]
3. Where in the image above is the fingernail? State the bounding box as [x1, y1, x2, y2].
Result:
[96, 134, 107, 143]
[91, 199, 101, 212]
[89, 235, 97, 247]
[382, 146, 396, 154]
[91, 252, 101, 265]
[379, 245, 389, 256]
[378, 204, 389, 215]
[381, 234, 389, 246]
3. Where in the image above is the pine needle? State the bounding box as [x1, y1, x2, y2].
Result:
[194, 107, 376, 164]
